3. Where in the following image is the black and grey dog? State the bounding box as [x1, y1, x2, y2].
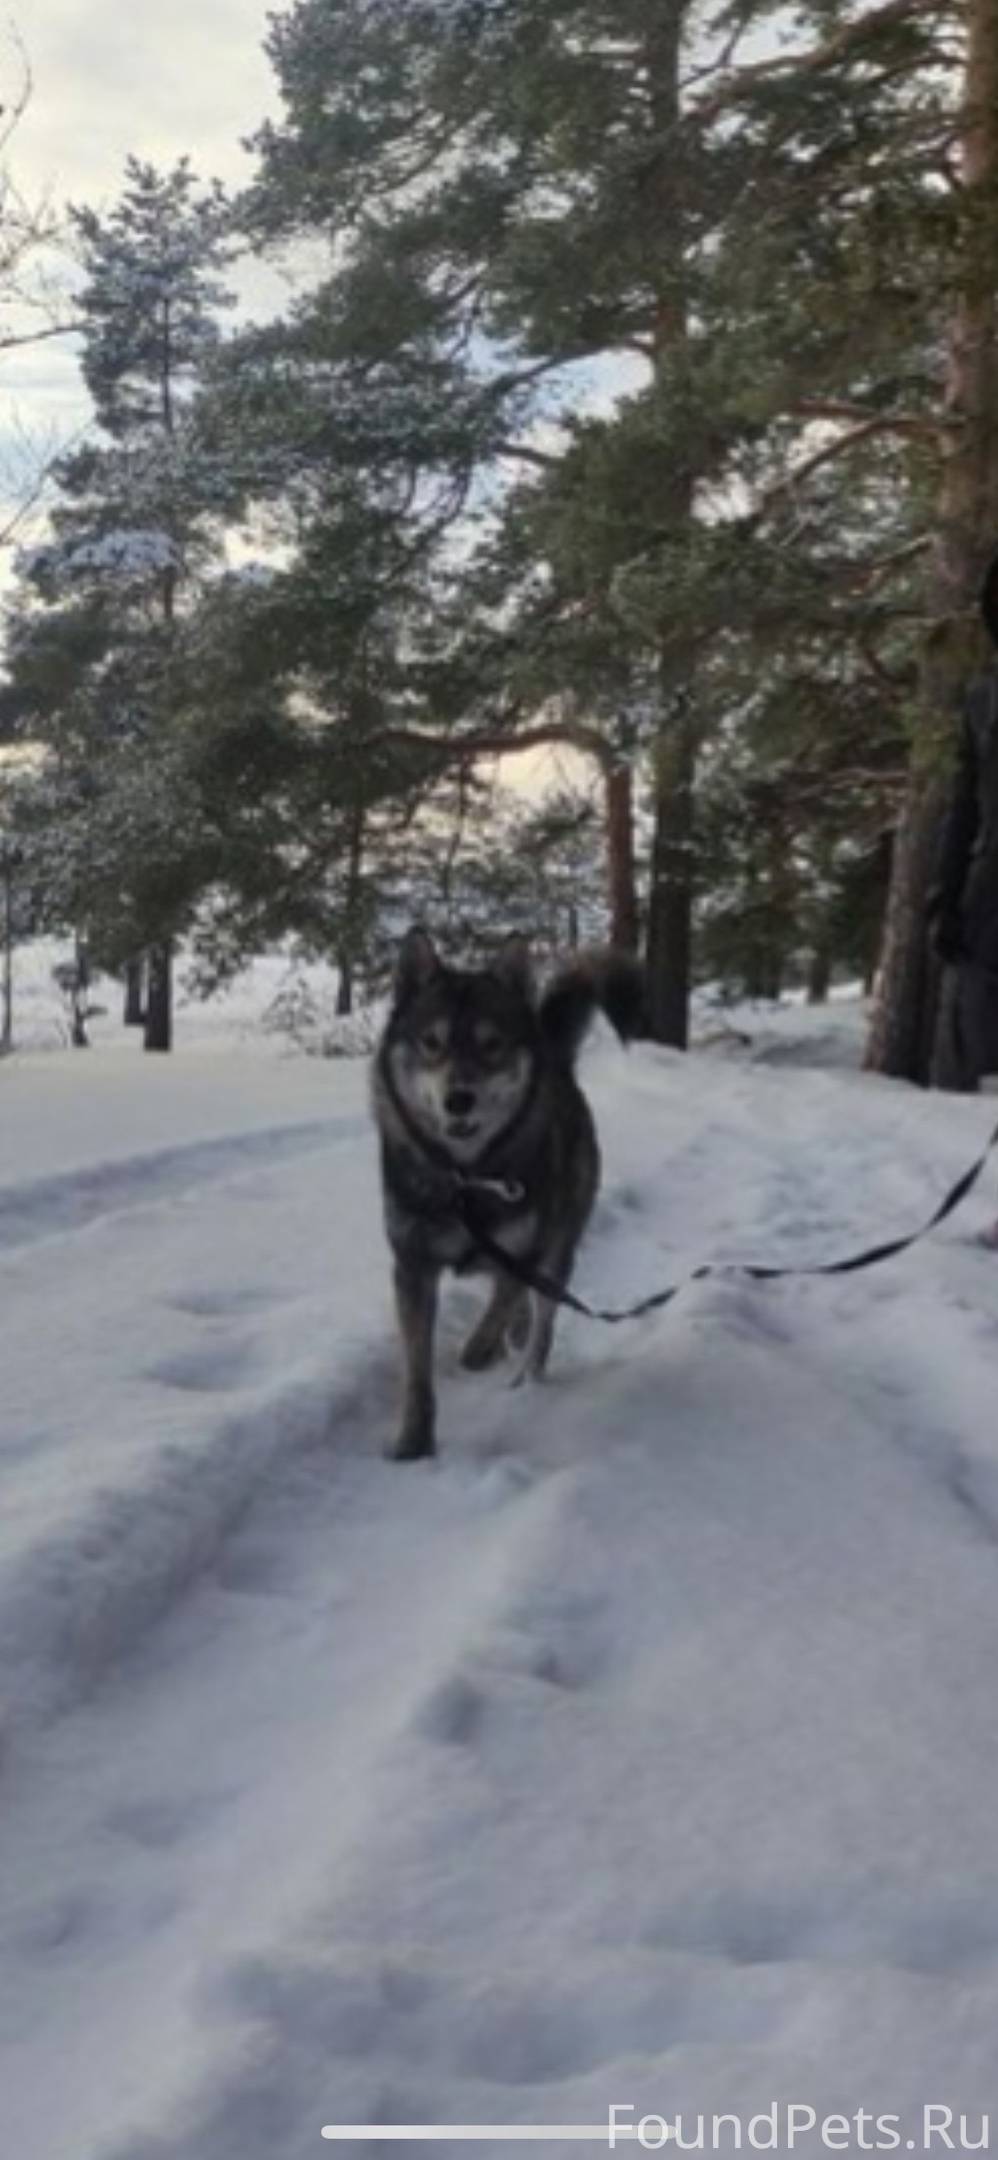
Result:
[372, 926, 646, 1459]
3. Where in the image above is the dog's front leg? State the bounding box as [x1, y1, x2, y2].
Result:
[518, 1228, 578, 1383]
[461, 1273, 530, 1371]
[390, 1260, 440, 1460]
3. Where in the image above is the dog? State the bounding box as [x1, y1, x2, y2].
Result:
[372, 926, 646, 1459]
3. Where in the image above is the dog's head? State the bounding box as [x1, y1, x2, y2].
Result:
[383, 927, 537, 1160]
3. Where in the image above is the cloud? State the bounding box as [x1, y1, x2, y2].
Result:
[9, 0, 277, 207]
[0, 2, 281, 583]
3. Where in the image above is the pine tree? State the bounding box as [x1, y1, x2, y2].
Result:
[243, 0, 960, 1044]
[5, 159, 234, 1049]
[243, 0, 753, 1038]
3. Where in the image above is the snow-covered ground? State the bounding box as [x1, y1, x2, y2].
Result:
[3, 949, 998, 2158]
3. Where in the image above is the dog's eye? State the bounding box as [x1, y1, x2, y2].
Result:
[475, 1028, 505, 1059]
[419, 1028, 447, 1059]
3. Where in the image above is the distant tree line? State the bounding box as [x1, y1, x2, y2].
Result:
[1, 0, 994, 1069]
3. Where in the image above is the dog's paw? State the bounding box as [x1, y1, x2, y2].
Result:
[460, 1332, 505, 1372]
[508, 1359, 548, 1392]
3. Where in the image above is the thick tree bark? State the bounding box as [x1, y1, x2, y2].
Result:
[643, 4, 697, 1048]
[645, 691, 696, 1047]
[144, 941, 173, 1053]
[865, 777, 948, 1077]
[867, 0, 998, 1078]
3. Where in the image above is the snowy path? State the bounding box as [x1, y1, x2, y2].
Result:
[3, 1037, 998, 2155]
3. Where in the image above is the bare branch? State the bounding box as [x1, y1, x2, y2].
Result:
[0, 319, 82, 354]
[494, 439, 560, 471]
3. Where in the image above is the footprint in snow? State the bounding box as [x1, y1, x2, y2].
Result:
[413, 1609, 602, 1751]
[144, 1338, 258, 1394]
[412, 1673, 486, 1747]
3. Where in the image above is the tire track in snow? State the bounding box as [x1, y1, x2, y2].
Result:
[0, 1334, 400, 1747]
[0, 1116, 359, 1255]
[0, 1389, 563, 2160]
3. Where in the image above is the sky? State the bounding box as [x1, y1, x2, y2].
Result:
[1, 0, 281, 548]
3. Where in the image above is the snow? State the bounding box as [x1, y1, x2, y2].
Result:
[3, 959, 998, 2157]
[19, 528, 179, 585]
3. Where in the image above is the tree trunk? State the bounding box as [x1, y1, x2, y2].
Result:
[642, 5, 696, 1047]
[645, 692, 696, 1047]
[867, 0, 998, 1078]
[864, 781, 948, 1078]
[807, 944, 832, 1005]
[124, 957, 146, 1027]
[144, 941, 173, 1052]
[605, 761, 639, 952]
[70, 936, 90, 1049]
[336, 795, 365, 1018]
[336, 957, 354, 1018]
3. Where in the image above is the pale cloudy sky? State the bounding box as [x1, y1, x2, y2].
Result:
[1, 0, 281, 546]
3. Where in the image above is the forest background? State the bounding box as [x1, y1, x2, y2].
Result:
[0, 0, 992, 1070]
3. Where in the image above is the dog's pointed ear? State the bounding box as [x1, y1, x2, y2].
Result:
[493, 933, 533, 997]
[395, 925, 441, 1001]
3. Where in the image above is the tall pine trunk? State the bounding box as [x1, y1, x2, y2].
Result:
[646, 690, 696, 1045]
[867, 0, 998, 1078]
[336, 795, 366, 1018]
[142, 296, 180, 1057]
[643, 4, 696, 1046]
[144, 941, 173, 1053]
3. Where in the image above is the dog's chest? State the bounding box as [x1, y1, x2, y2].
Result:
[384, 1166, 539, 1271]
[449, 1202, 539, 1273]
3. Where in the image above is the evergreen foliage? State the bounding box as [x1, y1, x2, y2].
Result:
[3, 1, 993, 1056]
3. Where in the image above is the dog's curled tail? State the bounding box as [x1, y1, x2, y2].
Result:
[539, 949, 649, 1064]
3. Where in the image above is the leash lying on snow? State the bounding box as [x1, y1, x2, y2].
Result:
[456, 1111, 998, 1326]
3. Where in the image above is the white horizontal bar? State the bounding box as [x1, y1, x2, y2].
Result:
[320, 2128, 645, 2143]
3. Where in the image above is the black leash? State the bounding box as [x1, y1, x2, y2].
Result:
[457, 1112, 998, 1326]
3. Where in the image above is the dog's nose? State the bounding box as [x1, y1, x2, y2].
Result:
[445, 1087, 477, 1118]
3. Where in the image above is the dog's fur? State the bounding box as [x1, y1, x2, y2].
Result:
[372, 927, 646, 1459]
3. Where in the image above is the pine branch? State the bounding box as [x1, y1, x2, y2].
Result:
[688, 0, 948, 125]
[368, 717, 619, 778]
[755, 413, 947, 516]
